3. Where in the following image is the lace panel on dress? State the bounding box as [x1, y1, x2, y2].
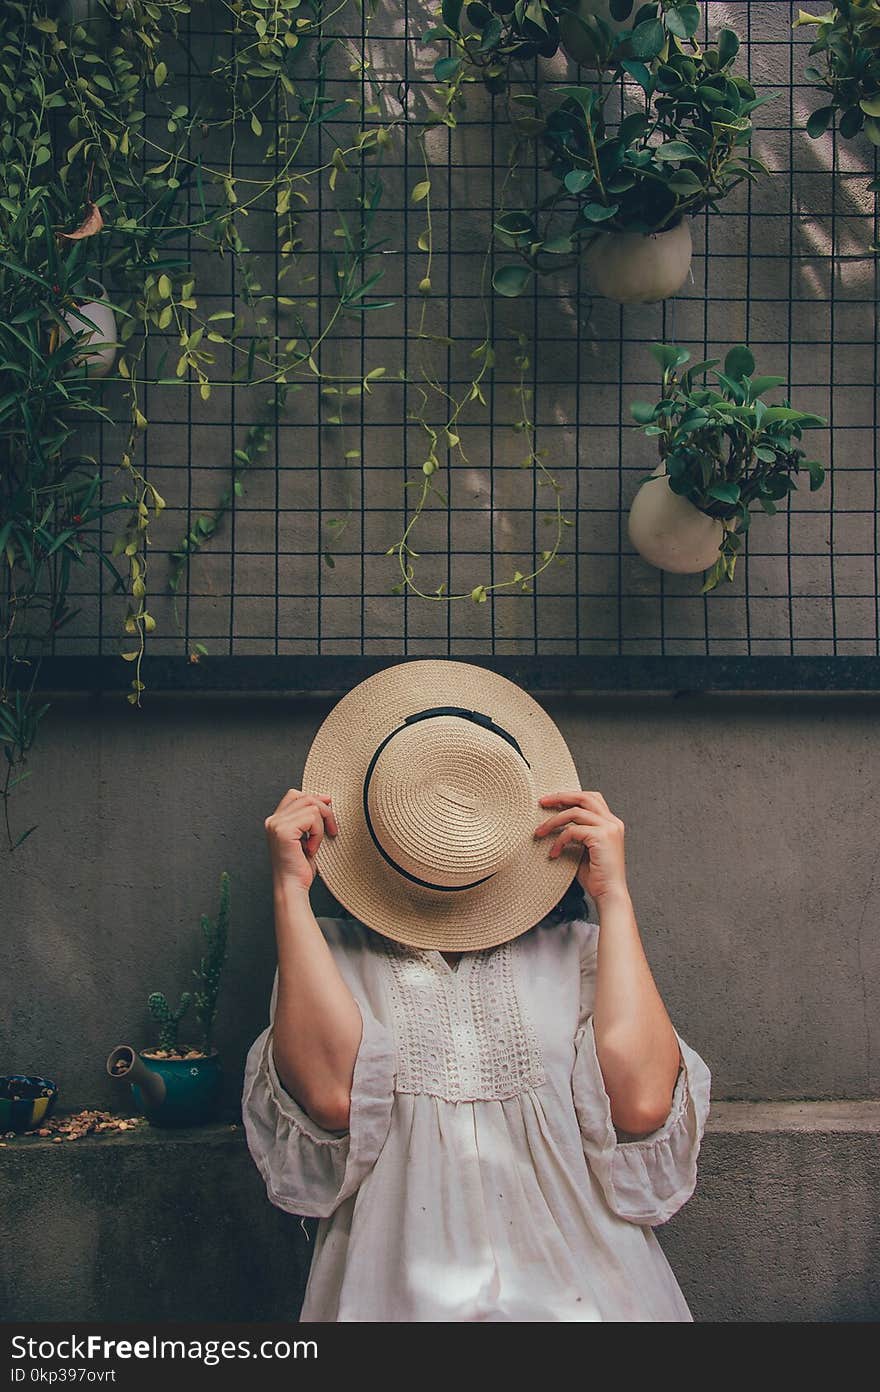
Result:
[378, 938, 546, 1102]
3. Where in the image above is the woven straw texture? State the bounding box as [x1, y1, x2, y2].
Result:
[301, 659, 582, 950]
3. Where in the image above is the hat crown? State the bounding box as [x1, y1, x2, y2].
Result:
[366, 715, 535, 888]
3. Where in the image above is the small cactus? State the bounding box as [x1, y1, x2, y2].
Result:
[193, 870, 230, 1051]
[146, 871, 230, 1055]
[148, 991, 193, 1052]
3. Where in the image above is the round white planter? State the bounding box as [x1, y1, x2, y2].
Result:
[58, 280, 117, 378]
[627, 469, 724, 574]
[584, 220, 693, 304]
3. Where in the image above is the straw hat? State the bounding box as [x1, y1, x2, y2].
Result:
[301, 659, 583, 951]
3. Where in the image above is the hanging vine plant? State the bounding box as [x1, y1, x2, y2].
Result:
[0, 0, 399, 847]
[377, 41, 574, 608]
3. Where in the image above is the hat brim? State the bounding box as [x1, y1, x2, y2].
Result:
[301, 659, 582, 951]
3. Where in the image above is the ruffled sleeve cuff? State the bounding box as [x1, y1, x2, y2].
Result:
[241, 997, 396, 1219]
[572, 1016, 711, 1227]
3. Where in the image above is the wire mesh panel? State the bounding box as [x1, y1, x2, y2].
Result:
[45, 2, 880, 681]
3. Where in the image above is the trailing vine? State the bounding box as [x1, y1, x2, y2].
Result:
[0, 0, 400, 844]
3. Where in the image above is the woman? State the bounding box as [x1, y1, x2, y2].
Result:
[242, 660, 711, 1322]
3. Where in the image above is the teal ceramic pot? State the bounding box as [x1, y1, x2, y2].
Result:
[0, 1075, 59, 1132]
[133, 1050, 222, 1127]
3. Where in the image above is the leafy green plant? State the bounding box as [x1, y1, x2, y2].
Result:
[424, 0, 705, 94]
[490, 7, 771, 294]
[795, 1, 880, 250]
[630, 343, 828, 591]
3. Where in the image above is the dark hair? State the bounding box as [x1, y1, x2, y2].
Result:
[542, 876, 590, 926]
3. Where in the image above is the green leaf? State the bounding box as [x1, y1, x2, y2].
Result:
[434, 55, 462, 81]
[629, 18, 665, 59]
[668, 169, 704, 193]
[154, 61, 168, 88]
[806, 105, 834, 138]
[864, 117, 880, 146]
[650, 343, 691, 372]
[761, 406, 822, 424]
[859, 96, 880, 117]
[620, 59, 652, 92]
[492, 264, 533, 297]
[564, 169, 595, 194]
[665, 4, 700, 40]
[411, 180, 431, 202]
[554, 86, 597, 122]
[442, 0, 464, 30]
[630, 402, 657, 423]
[717, 28, 740, 69]
[671, 4, 698, 38]
[724, 344, 755, 380]
[654, 141, 701, 162]
[540, 236, 574, 254]
[707, 482, 741, 504]
[806, 461, 826, 491]
[747, 375, 786, 398]
[581, 202, 619, 222]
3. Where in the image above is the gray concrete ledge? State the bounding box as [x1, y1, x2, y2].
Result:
[2, 1105, 878, 1322]
[707, 1100, 880, 1133]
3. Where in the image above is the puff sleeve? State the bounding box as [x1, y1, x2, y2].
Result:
[570, 920, 712, 1227]
[241, 960, 396, 1219]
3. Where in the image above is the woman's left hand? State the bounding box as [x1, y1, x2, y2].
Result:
[534, 790, 628, 904]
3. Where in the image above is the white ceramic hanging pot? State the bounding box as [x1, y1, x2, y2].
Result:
[584, 220, 693, 304]
[58, 279, 118, 378]
[627, 466, 724, 574]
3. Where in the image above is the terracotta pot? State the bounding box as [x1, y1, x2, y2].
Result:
[627, 468, 724, 574]
[584, 221, 693, 304]
[58, 279, 117, 378]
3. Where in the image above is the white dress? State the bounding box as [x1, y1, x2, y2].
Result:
[241, 913, 712, 1322]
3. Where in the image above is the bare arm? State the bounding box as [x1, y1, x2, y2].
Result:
[535, 790, 682, 1138]
[264, 788, 362, 1132]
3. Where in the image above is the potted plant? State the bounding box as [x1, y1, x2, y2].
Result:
[424, 0, 672, 92]
[107, 871, 230, 1126]
[491, 6, 771, 302]
[796, 1, 880, 251]
[55, 277, 118, 379]
[627, 343, 828, 591]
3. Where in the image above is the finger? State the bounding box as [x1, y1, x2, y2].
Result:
[279, 790, 338, 836]
[534, 807, 604, 837]
[539, 790, 586, 809]
[300, 806, 327, 858]
[275, 787, 334, 815]
[540, 790, 610, 815]
[548, 825, 591, 858]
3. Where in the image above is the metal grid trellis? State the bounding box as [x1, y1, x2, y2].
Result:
[36, 2, 880, 692]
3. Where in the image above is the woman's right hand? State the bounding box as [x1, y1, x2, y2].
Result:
[264, 788, 339, 891]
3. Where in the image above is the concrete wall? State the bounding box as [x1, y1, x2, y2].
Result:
[4, 690, 878, 1113]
